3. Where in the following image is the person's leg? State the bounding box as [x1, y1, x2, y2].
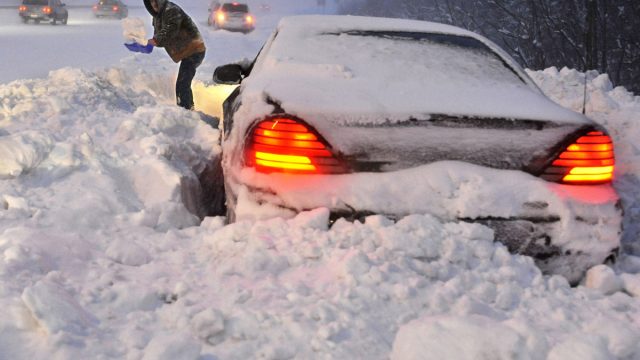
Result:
[176, 51, 206, 110]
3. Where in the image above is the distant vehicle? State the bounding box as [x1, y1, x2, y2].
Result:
[211, 15, 622, 284]
[18, 0, 68, 25]
[208, 2, 255, 33]
[93, 0, 128, 19]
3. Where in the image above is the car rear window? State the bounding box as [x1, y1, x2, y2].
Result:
[23, 0, 48, 4]
[221, 3, 248, 12]
[317, 30, 526, 84]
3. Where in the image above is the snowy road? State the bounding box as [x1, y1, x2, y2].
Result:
[0, 0, 318, 84]
[1, 0, 640, 359]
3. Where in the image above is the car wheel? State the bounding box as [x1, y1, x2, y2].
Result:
[51, 17, 57, 25]
[62, 15, 67, 24]
[21, 17, 28, 23]
[34, 19, 40, 24]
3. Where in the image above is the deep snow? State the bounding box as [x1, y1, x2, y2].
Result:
[1, 1, 640, 359]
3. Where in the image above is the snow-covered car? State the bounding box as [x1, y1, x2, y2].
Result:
[18, 0, 68, 24]
[211, 15, 621, 283]
[92, 0, 128, 19]
[208, 2, 255, 33]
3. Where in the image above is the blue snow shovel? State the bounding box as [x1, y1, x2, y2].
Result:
[124, 42, 154, 54]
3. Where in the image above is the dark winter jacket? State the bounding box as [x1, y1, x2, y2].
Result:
[143, 0, 206, 63]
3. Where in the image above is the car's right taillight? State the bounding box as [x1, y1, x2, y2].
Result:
[42, 6, 52, 13]
[244, 117, 347, 174]
[541, 130, 615, 184]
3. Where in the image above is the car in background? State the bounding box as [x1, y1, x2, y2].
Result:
[93, 0, 128, 19]
[211, 15, 621, 284]
[208, 2, 255, 33]
[19, 0, 68, 24]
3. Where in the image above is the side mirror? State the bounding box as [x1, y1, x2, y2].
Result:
[213, 64, 244, 85]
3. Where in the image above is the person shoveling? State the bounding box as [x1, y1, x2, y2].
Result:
[123, 0, 206, 110]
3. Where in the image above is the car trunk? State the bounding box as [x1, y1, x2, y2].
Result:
[96, 2, 117, 12]
[22, 2, 49, 16]
[322, 115, 592, 175]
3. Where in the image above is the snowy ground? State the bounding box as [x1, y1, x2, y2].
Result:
[1, 1, 640, 359]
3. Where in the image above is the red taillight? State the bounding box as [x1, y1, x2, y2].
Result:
[112, 5, 118, 11]
[542, 131, 615, 184]
[19, 5, 27, 11]
[92, 4, 97, 9]
[42, 6, 52, 13]
[245, 117, 347, 174]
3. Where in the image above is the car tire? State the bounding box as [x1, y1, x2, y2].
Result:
[62, 16, 67, 25]
[21, 17, 28, 23]
[51, 18, 57, 25]
[34, 19, 40, 24]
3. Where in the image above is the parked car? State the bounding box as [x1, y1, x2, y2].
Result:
[211, 15, 621, 284]
[93, 0, 128, 19]
[18, 0, 68, 25]
[208, 2, 255, 33]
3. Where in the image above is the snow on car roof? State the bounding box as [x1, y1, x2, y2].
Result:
[242, 15, 589, 126]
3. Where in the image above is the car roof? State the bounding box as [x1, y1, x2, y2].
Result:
[241, 15, 589, 126]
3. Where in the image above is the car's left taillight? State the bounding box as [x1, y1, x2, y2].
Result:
[541, 130, 615, 184]
[244, 116, 348, 174]
[19, 5, 27, 11]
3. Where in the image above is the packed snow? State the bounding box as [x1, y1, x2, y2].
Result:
[1, 1, 640, 359]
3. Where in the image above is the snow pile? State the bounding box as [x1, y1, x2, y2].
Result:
[0, 23, 640, 357]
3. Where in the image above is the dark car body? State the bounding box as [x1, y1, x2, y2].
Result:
[19, 0, 68, 24]
[211, 15, 621, 284]
[93, 0, 128, 18]
[208, 2, 255, 33]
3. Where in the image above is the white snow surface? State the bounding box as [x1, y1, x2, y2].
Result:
[1, 5, 640, 359]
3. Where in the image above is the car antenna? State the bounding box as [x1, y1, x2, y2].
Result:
[582, 70, 588, 115]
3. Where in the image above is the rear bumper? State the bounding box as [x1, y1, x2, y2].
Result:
[226, 161, 622, 282]
[20, 12, 53, 20]
[217, 20, 254, 31]
[94, 10, 121, 16]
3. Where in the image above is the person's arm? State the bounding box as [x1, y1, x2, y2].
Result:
[153, 7, 183, 47]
